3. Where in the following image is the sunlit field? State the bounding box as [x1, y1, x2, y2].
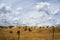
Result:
[0, 26, 60, 40]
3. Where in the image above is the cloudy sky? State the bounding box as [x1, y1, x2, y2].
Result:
[0, 0, 60, 26]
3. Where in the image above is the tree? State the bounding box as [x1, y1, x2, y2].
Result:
[28, 28, 32, 32]
[9, 26, 14, 29]
[24, 26, 27, 31]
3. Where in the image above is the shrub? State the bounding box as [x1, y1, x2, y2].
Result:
[28, 28, 32, 32]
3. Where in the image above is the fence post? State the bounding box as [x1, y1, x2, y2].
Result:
[17, 30, 20, 40]
[52, 26, 55, 40]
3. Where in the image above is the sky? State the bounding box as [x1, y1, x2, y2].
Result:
[0, 0, 60, 26]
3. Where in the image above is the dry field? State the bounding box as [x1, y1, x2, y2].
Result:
[0, 26, 60, 40]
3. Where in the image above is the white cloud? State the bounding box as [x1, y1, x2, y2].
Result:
[20, 2, 60, 26]
[57, 19, 60, 22]
[20, 10, 50, 26]
[0, 2, 60, 26]
[56, 19, 60, 24]
[37, 22, 53, 26]
[35, 2, 60, 15]
[0, 3, 22, 26]
[48, 17, 52, 20]
[35, 2, 50, 11]
[15, 7, 22, 13]
[53, 9, 59, 15]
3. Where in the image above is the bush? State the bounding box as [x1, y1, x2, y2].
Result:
[28, 28, 32, 32]
[24, 26, 27, 31]
[9, 26, 14, 29]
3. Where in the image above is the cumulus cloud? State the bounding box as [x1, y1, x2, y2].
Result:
[0, 3, 22, 26]
[36, 2, 50, 11]
[20, 2, 60, 26]
[20, 11, 51, 26]
[0, 4, 12, 14]
[0, 2, 60, 26]
[35, 2, 60, 15]
[56, 19, 60, 24]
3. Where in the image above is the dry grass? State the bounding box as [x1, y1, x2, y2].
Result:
[0, 26, 60, 40]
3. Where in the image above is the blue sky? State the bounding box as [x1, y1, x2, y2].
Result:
[0, 0, 60, 26]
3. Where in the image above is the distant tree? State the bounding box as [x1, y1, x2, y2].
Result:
[0, 26, 4, 28]
[9, 26, 14, 29]
[42, 27, 44, 28]
[24, 26, 27, 31]
[39, 27, 41, 29]
[46, 26, 49, 28]
[10, 31, 13, 33]
[28, 28, 32, 32]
